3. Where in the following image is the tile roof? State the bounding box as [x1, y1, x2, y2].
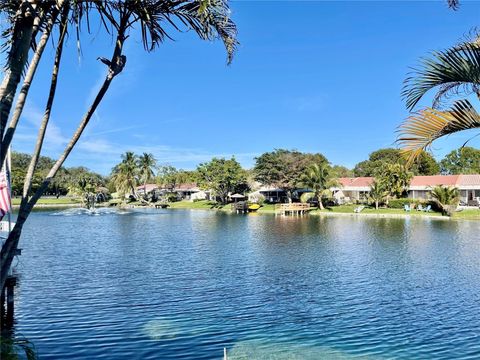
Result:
[175, 183, 199, 191]
[457, 174, 480, 186]
[338, 177, 374, 188]
[338, 174, 480, 189]
[410, 175, 459, 187]
[136, 184, 158, 192]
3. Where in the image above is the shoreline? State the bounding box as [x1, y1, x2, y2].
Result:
[15, 202, 480, 220]
[313, 211, 449, 221]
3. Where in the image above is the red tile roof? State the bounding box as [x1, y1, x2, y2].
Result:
[338, 174, 480, 189]
[458, 174, 480, 186]
[410, 175, 459, 187]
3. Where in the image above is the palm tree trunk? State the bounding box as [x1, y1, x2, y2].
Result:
[0, 1, 39, 142]
[375, 200, 379, 210]
[0, 26, 127, 291]
[21, 4, 69, 210]
[317, 193, 324, 210]
[318, 201, 324, 210]
[0, 0, 66, 170]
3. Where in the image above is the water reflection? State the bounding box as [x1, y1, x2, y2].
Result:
[11, 210, 480, 359]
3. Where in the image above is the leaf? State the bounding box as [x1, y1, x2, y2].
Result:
[397, 99, 480, 163]
[402, 42, 480, 110]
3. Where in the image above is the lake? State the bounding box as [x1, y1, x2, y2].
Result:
[11, 208, 480, 359]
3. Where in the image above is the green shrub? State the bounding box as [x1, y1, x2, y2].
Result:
[166, 192, 179, 202]
[387, 198, 421, 209]
[387, 198, 438, 210]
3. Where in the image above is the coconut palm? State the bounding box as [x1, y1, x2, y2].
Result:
[300, 163, 339, 210]
[398, 40, 480, 162]
[138, 152, 157, 197]
[111, 152, 139, 199]
[368, 180, 389, 210]
[1, 0, 238, 290]
[430, 185, 460, 215]
[69, 177, 98, 209]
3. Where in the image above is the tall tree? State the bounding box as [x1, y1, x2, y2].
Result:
[368, 180, 389, 210]
[353, 148, 439, 176]
[197, 157, 247, 204]
[440, 147, 480, 174]
[377, 163, 413, 199]
[157, 165, 179, 191]
[253, 149, 328, 202]
[111, 152, 138, 199]
[330, 165, 353, 178]
[138, 153, 157, 196]
[299, 163, 339, 210]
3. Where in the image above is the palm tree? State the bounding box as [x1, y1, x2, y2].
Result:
[1, 0, 238, 290]
[368, 180, 389, 210]
[112, 152, 138, 199]
[430, 185, 460, 215]
[379, 163, 413, 200]
[138, 152, 157, 198]
[68, 177, 98, 209]
[300, 163, 339, 210]
[398, 40, 480, 161]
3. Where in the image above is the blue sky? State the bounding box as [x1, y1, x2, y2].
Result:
[13, 1, 480, 175]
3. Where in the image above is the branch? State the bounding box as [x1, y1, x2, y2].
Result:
[0, 0, 67, 171]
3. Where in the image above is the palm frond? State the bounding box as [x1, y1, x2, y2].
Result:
[403, 43, 480, 110]
[447, 0, 460, 10]
[432, 82, 478, 109]
[102, 0, 238, 64]
[398, 99, 480, 162]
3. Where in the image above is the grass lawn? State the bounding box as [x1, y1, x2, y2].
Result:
[71, 198, 480, 220]
[314, 204, 444, 217]
[451, 208, 480, 220]
[12, 197, 82, 205]
[168, 200, 229, 210]
[166, 200, 277, 213]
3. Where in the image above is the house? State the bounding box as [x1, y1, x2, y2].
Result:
[408, 174, 480, 205]
[173, 183, 212, 201]
[334, 177, 374, 203]
[136, 184, 159, 196]
[458, 175, 480, 205]
[334, 175, 480, 206]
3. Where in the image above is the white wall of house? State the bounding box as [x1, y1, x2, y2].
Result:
[190, 191, 208, 201]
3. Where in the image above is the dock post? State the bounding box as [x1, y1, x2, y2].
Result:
[0, 285, 5, 321]
[3, 276, 16, 329]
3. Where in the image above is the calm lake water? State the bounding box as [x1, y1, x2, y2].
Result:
[11, 208, 480, 359]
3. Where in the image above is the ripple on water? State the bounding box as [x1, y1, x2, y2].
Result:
[12, 210, 480, 359]
[227, 340, 377, 360]
[50, 207, 125, 216]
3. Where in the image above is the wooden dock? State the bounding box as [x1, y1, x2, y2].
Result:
[275, 203, 312, 215]
[232, 201, 249, 214]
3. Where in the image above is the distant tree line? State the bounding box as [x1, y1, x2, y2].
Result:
[11, 151, 106, 197]
[11, 146, 478, 202]
[353, 147, 480, 177]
